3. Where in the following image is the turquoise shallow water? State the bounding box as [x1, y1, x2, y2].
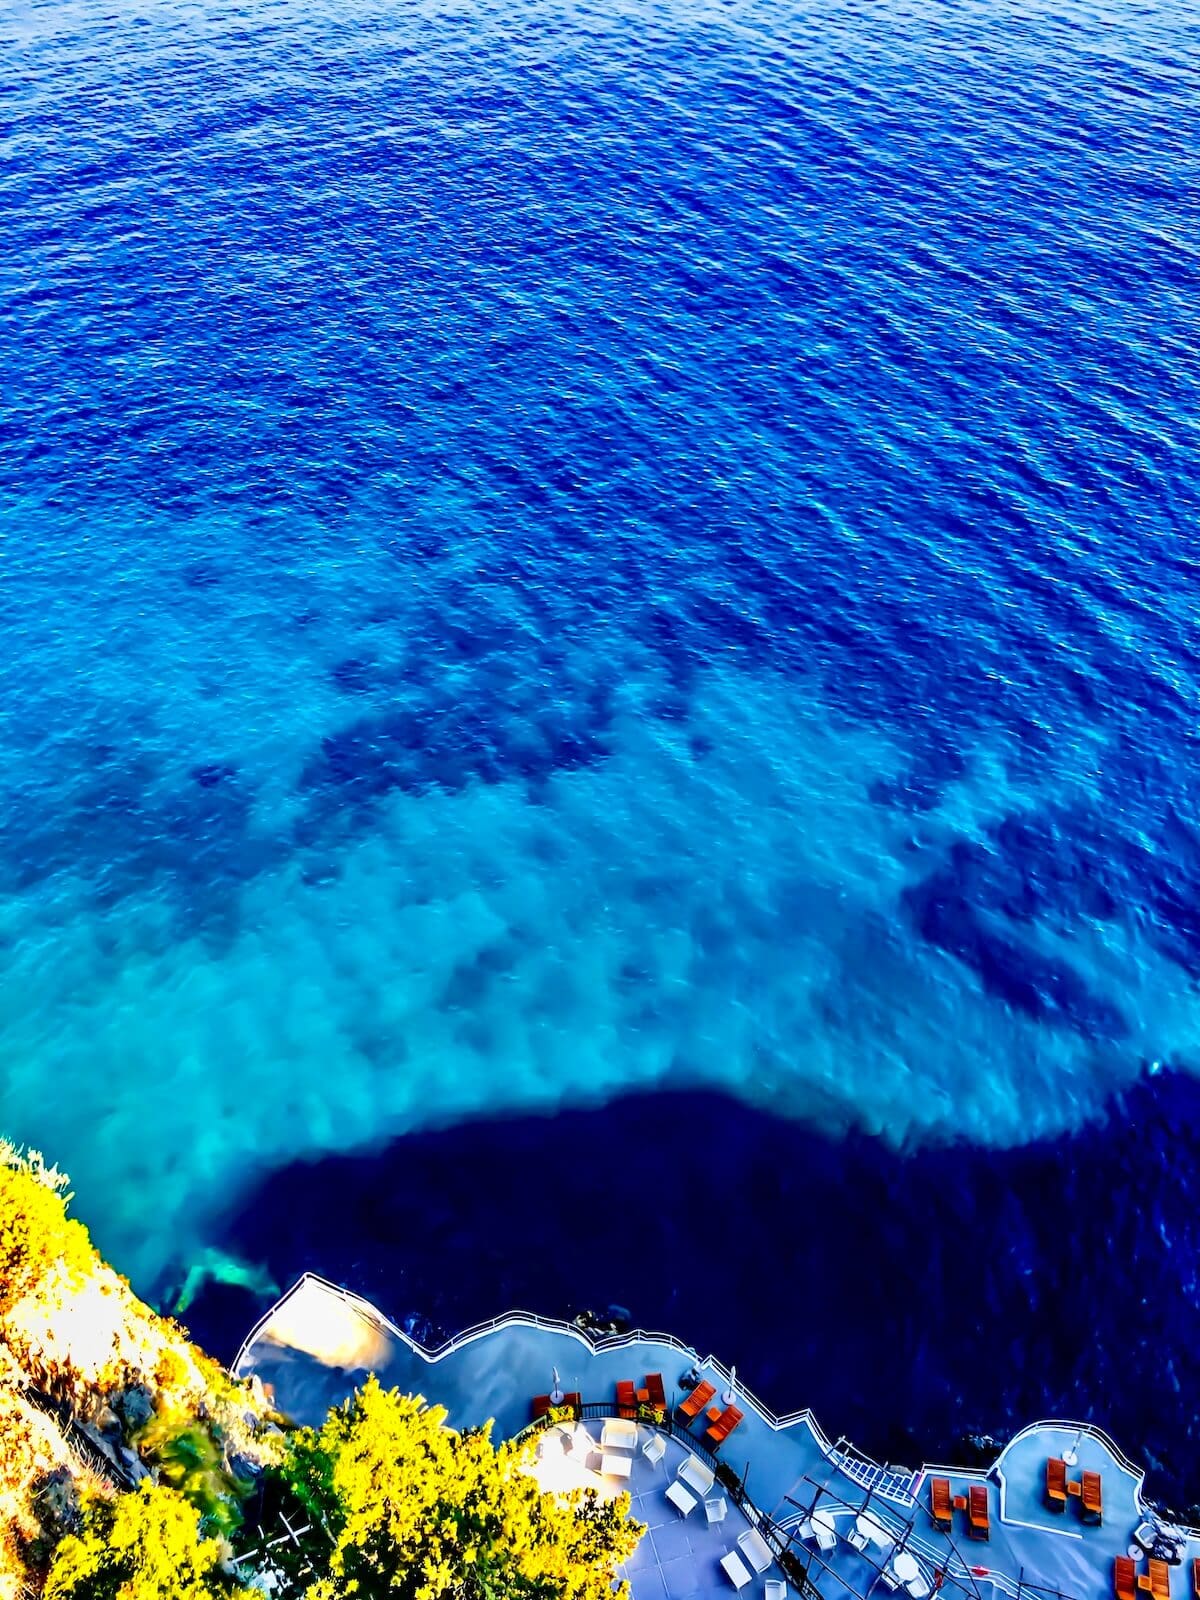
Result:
[3, 0, 1200, 1480]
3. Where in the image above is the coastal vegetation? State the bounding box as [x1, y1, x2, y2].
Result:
[0, 1142, 643, 1599]
[272, 1376, 641, 1600]
[43, 1482, 253, 1600]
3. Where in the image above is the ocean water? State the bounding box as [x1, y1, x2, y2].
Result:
[4, 0, 1200, 1493]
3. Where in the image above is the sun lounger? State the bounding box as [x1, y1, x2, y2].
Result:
[1115, 1558, 1138, 1600]
[678, 1380, 717, 1420]
[967, 1486, 990, 1542]
[1081, 1470, 1103, 1525]
[737, 1529, 774, 1574]
[722, 1552, 753, 1590]
[616, 1380, 637, 1418]
[679, 1454, 716, 1496]
[1149, 1562, 1170, 1600]
[1191, 1559, 1200, 1600]
[645, 1373, 667, 1410]
[705, 1405, 745, 1447]
[1046, 1458, 1068, 1513]
[929, 1477, 953, 1533]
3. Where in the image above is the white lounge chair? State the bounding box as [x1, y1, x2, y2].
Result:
[816, 1525, 837, 1553]
[600, 1419, 638, 1451]
[666, 1481, 697, 1518]
[678, 1455, 715, 1496]
[907, 1581, 930, 1599]
[765, 1583, 787, 1600]
[737, 1530, 773, 1575]
[642, 1432, 667, 1466]
[721, 1552, 753, 1590]
[570, 1423, 598, 1457]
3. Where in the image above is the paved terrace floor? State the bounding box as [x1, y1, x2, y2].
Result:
[531, 1423, 782, 1600]
[237, 1277, 1200, 1600]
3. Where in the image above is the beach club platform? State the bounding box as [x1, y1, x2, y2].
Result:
[236, 1275, 1200, 1600]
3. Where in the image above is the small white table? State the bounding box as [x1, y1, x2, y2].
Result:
[721, 1552, 753, 1590]
[666, 1481, 697, 1518]
[857, 1513, 890, 1549]
[601, 1452, 632, 1478]
[893, 1553, 920, 1586]
[706, 1496, 729, 1526]
[812, 1509, 838, 1549]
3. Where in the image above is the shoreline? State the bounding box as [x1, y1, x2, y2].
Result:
[184, 1073, 1200, 1516]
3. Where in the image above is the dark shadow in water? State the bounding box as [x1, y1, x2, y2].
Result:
[187, 1070, 1200, 1513]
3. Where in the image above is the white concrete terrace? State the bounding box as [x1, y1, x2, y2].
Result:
[235, 1275, 1200, 1600]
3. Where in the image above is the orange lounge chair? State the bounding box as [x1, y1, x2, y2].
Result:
[704, 1405, 744, 1447]
[1149, 1563, 1170, 1600]
[678, 1380, 717, 1420]
[929, 1477, 953, 1533]
[1191, 1559, 1200, 1600]
[967, 1486, 990, 1542]
[1081, 1471, 1103, 1525]
[1046, 1457, 1068, 1513]
[645, 1373, 667, 1411]
[1115, 1559, 1137, 1600]
[616, 1380, 637, 1418]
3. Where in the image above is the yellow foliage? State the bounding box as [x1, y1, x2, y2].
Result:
[44, 1481, 254, 1600]
[280, 1376, 644, 1600]
[0, 1146, 280, 1565]
[0, 1164, 92, 1320]
[0, 1369, 108, 1599]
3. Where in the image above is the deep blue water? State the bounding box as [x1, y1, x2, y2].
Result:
[3, 0, 1200, 1501]
[193, 1072, 1200, 1514]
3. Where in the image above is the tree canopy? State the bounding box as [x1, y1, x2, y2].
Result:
[277, 1376, 643, 1600]
[43, 1481, 253, 1600]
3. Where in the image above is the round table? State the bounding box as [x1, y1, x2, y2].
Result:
[893, 1553, 920, 1585]
[857, 1513, 889, 1548]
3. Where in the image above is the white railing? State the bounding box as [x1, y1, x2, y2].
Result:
[1001, 1419, 1145, 1483]
[236, 1274, 1190, 1550]
[234, 1273, 835, 1441]
[826, 1445, 920, 1507]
